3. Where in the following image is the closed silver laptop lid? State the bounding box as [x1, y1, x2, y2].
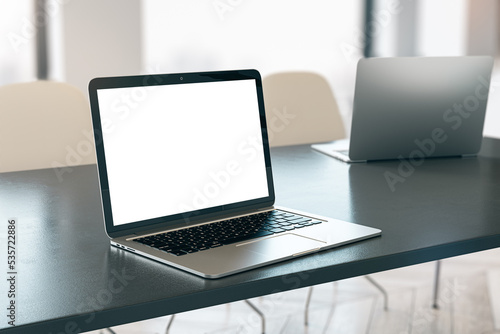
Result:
[349, 56, 493, 161]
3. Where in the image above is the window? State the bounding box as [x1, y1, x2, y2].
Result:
[142, 0, 363, 123]
[0, 2, 36, 86]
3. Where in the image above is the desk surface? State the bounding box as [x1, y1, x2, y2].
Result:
[1, 137, 500, 333]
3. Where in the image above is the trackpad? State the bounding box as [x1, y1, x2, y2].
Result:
[236, 233, 326, 258]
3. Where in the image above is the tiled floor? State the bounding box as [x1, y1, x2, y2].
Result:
[87, 247, 500, 334]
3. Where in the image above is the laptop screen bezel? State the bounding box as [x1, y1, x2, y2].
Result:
[88, 69, 275, 238]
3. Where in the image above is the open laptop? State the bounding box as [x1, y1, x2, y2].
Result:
[312, 56, 494, 163]
[88, 69, 381, 279]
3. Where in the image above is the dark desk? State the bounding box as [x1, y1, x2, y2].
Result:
[1, 137, 500, 334]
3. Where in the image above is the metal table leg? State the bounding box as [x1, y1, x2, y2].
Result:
[245, 299, 265, 334]
[432, 260, 442, 309]
[365, 275, 388, 310]
[165, 314, 176, 334]
[304, 286, 314, 326]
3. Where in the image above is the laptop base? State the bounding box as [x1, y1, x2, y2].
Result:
[113, 206, 381, 279]
[312, 141, 367, 163]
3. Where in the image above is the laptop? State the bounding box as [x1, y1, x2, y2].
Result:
[88, 69, 381, 279]
[312, 56, 494, 163]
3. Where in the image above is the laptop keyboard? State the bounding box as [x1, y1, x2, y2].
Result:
[133, 210, 322, 256]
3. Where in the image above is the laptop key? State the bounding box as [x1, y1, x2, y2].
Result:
[267, 211, 283, 217]
[222, 230, 274, 245]
[287, 216, 310, 222]
[150, 241, 169, 248]
[168, 248, 188, 256]
[161, 245, 182, 251]
[290, 217, 312, 224]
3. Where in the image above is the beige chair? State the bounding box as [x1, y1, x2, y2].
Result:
[263, 72, 388, 326]
[0, 80, 95, 174]
[262, 71, 346, 147]
[0, 80, 113, 332]
[166, 72, 348, 334]
[264, 72, 446, 319]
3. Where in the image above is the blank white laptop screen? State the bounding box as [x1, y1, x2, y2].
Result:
[96, 79, 269, 226]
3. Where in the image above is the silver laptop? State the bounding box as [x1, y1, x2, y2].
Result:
[88, 69, 381, 279]
[313, 56, 494, 163]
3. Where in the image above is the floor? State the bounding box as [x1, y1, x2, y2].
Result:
[86, 247, 500, 334]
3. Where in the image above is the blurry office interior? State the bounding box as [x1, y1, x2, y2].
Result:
[2, 1, 500, 333]
[1, 0, 499, 138]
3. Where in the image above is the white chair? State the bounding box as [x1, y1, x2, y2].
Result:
[0, 80, 95, 174]
[262, 71, 346, 147]
[263, 72, 388, 326]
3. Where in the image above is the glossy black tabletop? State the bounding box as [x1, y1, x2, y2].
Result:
[1, 137, 500, 333]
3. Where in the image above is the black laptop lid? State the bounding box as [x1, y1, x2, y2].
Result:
[89, 70, 275, 237]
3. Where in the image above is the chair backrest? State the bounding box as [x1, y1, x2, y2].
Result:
[0, 81, 96, 173]
[262, 72, 345, 147]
